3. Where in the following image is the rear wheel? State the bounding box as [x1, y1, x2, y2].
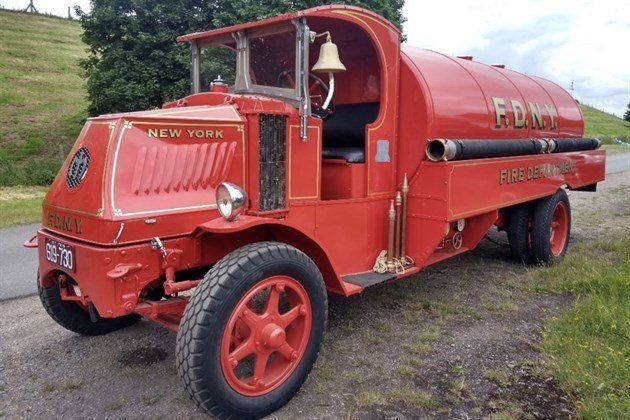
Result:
[176, 242, 327, 419]
[507, 203, 534, 264]
[38, 273, 140, 335]
[531, 189, 571, 265]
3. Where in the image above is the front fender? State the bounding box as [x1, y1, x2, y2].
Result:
[194, 215, 361, 296]
[194, 215, 280, 234]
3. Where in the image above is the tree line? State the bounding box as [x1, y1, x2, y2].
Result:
[77, 0, 405, 116]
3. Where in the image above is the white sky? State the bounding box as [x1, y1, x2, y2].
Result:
[1, 0, 90, 17]
[403, 0, 630, 117]
[2, 0, 629, 116]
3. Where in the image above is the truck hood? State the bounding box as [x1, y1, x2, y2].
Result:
[42, 104, 247, 245]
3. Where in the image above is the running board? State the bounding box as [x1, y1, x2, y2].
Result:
[342, 272, 396, 288]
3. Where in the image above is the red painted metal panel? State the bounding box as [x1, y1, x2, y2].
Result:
[109, 121, 245, 219]
[444, 150, 605, 220]
[288, 124, 321, 201]
[400, 47, 583, 143]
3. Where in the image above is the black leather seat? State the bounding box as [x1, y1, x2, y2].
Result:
[322, 102, 379, 163]
[321, 147, 366, 163]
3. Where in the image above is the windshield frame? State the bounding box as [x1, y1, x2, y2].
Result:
[189, 19, 311, 116]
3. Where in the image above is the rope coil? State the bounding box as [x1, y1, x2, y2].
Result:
[373, 250, 414, 275]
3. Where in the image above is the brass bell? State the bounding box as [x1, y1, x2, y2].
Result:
[312, 35, 346, 73]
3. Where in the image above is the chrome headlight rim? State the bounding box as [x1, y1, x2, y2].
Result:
[216, 182, 247, 221]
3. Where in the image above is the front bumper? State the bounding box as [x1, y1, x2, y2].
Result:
[37, 229, 190, 318]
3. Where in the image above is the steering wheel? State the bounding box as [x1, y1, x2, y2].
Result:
[277, 70, 335, 120]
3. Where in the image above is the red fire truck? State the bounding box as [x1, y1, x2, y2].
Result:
[27, 5, 605, 418]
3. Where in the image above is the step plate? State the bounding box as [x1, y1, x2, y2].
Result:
[342, 271, 396, 288]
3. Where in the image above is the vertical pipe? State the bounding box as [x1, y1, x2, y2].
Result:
[294, 18, 310, 140]
[190, 40, 201, 94]
[394, 191, 402, 259]
[387, 200, 396, 271]
[401, 174, 409, 264]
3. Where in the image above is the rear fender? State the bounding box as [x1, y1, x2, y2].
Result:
[195, 216, 352, 296]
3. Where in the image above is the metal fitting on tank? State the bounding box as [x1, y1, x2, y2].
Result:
[426, 138, 457, 162]
[541, 138, 557, 153]
[538, 138, 550, 153]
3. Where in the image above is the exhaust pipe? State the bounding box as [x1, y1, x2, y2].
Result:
[426, 137, 600, 162]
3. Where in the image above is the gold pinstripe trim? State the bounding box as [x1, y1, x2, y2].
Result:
[110, 120, 246, 217]
[288, 125, 320, 199]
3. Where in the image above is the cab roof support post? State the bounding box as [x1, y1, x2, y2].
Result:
[294, 18, 310, 140]
[190, 40, 201, 94]
[233, 31, 251, 92]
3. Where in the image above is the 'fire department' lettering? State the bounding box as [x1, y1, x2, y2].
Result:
[491, 97, 558, 130]
[46, 212, 84, 234]
[499, 161, 577, 185]
[147, 128, 223, 139]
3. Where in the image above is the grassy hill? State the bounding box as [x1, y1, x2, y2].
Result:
[581, 104, 630, 142]
[0, 9, 86, 186]
[0, 10, 628, 187]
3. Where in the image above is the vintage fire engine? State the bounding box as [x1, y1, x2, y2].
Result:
[27, 5, 605, 418]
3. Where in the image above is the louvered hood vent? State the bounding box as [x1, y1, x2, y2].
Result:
[258, 114, 287, 211]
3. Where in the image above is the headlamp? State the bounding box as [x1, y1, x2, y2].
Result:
[216, 182, 247, 221]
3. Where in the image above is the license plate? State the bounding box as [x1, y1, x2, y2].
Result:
[45, 238, 75, 272]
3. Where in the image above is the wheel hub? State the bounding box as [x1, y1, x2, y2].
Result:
[220, 275, 312, 396]
[260, 323, 286, 349]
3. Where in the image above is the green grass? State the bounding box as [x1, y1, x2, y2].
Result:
[581, 104, 630, 144]
[532, 238, 630, 419]
[356, 388, 438, 408]
[0, 186, 45, 227]
[0, 9, 86, 186]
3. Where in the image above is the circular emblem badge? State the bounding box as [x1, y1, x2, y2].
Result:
[66, 147, 90, 189]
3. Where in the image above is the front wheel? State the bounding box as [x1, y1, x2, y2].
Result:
[176, 242, 327, 419]
[531, 189, 571, 265]
[38, 273, 140, 335]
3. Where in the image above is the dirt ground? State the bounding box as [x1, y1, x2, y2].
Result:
[0, 172, 628, 419]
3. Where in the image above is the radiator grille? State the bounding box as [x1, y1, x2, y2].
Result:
[66, 147, 90, 189]
[258, 114, 286, 211]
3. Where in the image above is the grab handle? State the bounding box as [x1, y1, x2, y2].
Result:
[23, 234, 38, 249]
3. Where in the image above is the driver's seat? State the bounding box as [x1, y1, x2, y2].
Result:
[322, 102, 379, 163]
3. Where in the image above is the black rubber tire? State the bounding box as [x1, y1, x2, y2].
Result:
[176, 242, 328, 419]
[38, 277, 141, 336]
[531, 189, 571, 265]
[507, 203, 534, 264]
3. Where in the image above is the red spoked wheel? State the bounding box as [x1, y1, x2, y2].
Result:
[221, 276, 312, 396]
[176, 242, 327, 419]
[549, 201, 569, 257]
[531, 188, 571, 264]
